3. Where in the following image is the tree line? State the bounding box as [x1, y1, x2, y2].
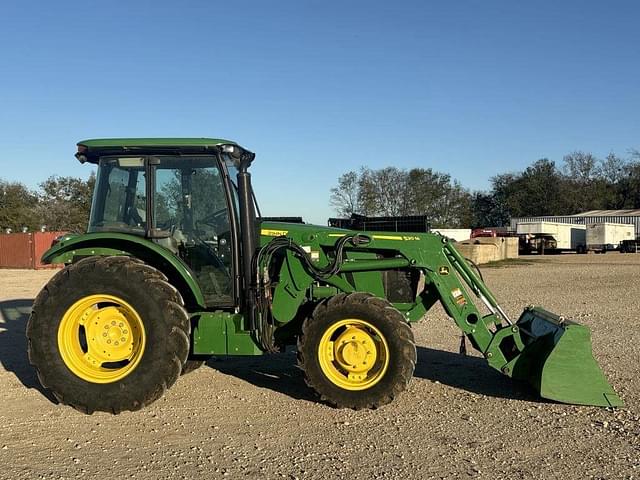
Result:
[2, 149, 640, 233]
[330, 150, 640, 229]
[0, 174, 95, 233]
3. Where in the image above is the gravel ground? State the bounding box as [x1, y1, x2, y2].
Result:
[0, 254, 638, 479]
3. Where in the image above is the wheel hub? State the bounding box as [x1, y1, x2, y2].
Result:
[334, 327, 378, 374]
[317, 319, 389, 391]
[57, 294, 146, 383]
[84, 306, 135, 363]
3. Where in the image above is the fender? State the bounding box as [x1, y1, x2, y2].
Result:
[42, 232, 206, 308]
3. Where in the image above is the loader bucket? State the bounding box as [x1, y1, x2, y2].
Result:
[511, 307, 622, 407]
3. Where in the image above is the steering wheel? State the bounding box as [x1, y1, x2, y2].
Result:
[198, 207, 228, 228]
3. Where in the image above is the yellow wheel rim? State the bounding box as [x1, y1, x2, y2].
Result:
[318, 319, 389, 391]
[57, 294, 146, 384]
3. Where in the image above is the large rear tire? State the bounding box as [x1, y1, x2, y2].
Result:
[298, 293, 416, 409]
[181, 358, 208, 375]
[26, 256, 190, 414]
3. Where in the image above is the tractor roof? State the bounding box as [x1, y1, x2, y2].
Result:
[76, 138, 239, 163]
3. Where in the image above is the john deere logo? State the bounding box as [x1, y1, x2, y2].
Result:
[438, 266, 449, 275]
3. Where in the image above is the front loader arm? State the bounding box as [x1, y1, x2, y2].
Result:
[415, 237, 622, 407]
[415, 239, 525, 372]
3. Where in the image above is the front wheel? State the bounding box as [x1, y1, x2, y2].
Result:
[298, 293, 416, 409]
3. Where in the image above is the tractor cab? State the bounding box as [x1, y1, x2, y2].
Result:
[77, 139, 256, 307]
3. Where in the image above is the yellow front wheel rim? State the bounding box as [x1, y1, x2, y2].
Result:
[318, 319, 389, 391]
[57, 294, 146, 384]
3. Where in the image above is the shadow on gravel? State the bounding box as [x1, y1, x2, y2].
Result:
[0, 300, 536, 406]
[205, 346, 539, 404]
[205, 351, 318, 403]
[414, 346, 538, 402]
[0, 299, 57, 404]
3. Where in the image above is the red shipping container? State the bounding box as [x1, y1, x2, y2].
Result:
[0, 231, 68, 269]
[0, 233, 32, 268]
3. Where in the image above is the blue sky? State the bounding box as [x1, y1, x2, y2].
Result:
[1, 1, 638, 224]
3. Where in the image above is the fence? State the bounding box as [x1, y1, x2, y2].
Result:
[0, 232, 66, 269]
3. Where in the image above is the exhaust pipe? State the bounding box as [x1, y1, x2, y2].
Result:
[233, 147, 258, 330]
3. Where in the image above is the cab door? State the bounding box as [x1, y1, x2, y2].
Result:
[152, 156, 236, 307]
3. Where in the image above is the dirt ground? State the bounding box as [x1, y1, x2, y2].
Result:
[0, 254, 638, 479]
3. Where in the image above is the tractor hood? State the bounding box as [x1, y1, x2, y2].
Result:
[259, 221, 365, 242]
[259, 220, 429, 245]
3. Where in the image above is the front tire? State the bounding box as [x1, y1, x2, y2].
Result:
[298, 293, 416, 409]
[26, 256, 190, 414]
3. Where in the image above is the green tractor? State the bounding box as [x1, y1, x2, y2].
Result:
[27, 138, 622, 413]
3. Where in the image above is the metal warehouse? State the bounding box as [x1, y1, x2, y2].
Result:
[510, 209, 640, 238]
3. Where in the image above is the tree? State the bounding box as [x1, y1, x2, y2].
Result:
[617, 158, 640, 209]
[562, 151, 599, 183]
[36, 174, 96, 232]
[329, 171, 360, 217]
[0, 180, 39, 231]
[519, 158, 567, 216]
[358, 167, 407, 216]
[470, 191, 509, 227]
[600, 152, 627, 184]
[330, 167, 472, 227]
[332, 148, 640, 230]
[406, 168, 452, 217]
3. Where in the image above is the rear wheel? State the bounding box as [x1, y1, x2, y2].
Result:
[27, 256, 190, 413]
[298, 293, 416, 409]
[182, 358, 208, 375]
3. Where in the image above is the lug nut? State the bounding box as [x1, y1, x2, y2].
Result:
[103, 333, 107, 337]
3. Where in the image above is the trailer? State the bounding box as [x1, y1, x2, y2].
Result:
[516, 222, 586, 253]
[586, 223, 635, 253]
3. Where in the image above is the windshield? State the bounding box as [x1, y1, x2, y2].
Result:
[89, 155, 233, 235]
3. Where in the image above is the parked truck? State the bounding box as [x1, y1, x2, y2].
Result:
[518, 233, 557, 255]
[620, 238, 640, 253]
[585, 223, 635, 253]
[516, 222, 586, 254]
